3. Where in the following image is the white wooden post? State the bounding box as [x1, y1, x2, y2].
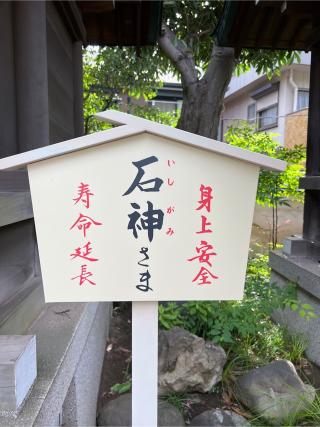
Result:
[132, 301, 158, 426]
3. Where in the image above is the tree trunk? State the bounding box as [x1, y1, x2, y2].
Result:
[158, 23, 236, 139]
[177, 47, 235, 139]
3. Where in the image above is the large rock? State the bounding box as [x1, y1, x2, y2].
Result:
[97, 393, 185, 426]
[159, 327, 227, 394]
[235, 359, 315, 424]
[159, 400, 185, 427]
[190, 409, 250, 426]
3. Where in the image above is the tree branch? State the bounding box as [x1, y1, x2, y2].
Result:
[158, 24, 198, 86]
[204, 45, 236, 82]
[195, 28, 215, 39]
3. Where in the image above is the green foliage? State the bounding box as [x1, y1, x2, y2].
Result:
[159, 302, 183, 330]
[158, 253, 316, 367]
[236, 50, 301, 79]
[110, 354, 132, 395]
[162, 1, 300, 79]
[225, 123, 306, 206]
[128, 105, 180, 128]
[83, 46, 163, 134]
[295, 393, 320, 426]
[110, 380, 132, 395]
[225, 123, 306, 247]
[83, 46, 181, 134]
[250, 392, 320, 426]
[163, 0, 224, 75]
[179, 254, 298, 350]
[163, 392, 187, 414]
[84, 46, 161, 100]
[280, 333, 308, 363]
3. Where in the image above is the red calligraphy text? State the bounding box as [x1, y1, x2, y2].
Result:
[192, 266, 218, 285]
[70, 213, 102, 238]
[196, 215, 212, 234]
[196, 185, 213, 212]
[188, 240, 217, 267]
[70, 241, 98, 262]
[73, 183, 94, 209]
[166, 227, 174, 236]
[72, 264, 96, 286]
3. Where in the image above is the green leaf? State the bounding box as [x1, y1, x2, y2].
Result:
[111, 380, 132, 394]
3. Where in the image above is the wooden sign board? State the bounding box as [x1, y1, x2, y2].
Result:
[28, 133, 256, 302]
[0, 110, 286, 303]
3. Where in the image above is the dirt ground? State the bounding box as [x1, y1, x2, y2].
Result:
[97, 303, 132, 414]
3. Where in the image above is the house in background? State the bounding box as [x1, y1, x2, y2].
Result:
[121, 82, 183, 116]
[148, 82, 183, 113]
[220, 52, 311, 146]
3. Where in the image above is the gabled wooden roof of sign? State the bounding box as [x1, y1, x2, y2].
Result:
[0, 110, 286, 172]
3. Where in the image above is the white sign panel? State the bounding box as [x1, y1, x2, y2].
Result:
[28, 132, 259, 302]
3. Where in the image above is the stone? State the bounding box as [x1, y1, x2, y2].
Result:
[271, 266, 320, 368]
[158, 401, 185, 427]
[0, 335, 37, 411]
[0, 302, 111, 427]
[97, 393, 185, 426]
[235, 359, 315, 424]
[159, 327, 226, 394]
[97, 394, 131, 427]
[190, 409, 250, 426]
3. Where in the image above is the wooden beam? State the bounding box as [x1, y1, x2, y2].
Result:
[248, 8, 269, 48]
[77, 1, 115, 14]
[306, 24, 320, 51]
[55, 1, 87, 42]
[0, 192, 33, 227]
[271, 13, 287, 48]
[300, 176, 320, 190]
[289, 19, 309, 50]
[13, 2, 50, 152]
[255, 6, 275, 47]
[303, 42, 320, 242]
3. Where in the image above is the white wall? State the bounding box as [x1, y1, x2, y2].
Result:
[277, 70, 292, 145]
[225, 68, 262, 98]
[222, 88, 280, 142]
[256, 91, 278, 111]
[293, 66, 310, 90]
[221, 92, 253, 139]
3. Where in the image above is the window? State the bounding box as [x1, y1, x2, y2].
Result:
[247, 103, 256, 125]
[148, 100, 181, 113]
[297, 89, 309, 110]
[257, 104, 278, 130]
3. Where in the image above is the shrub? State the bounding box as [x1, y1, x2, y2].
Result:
[225, 123, 306, 248]
[159, 252, 316, 366]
